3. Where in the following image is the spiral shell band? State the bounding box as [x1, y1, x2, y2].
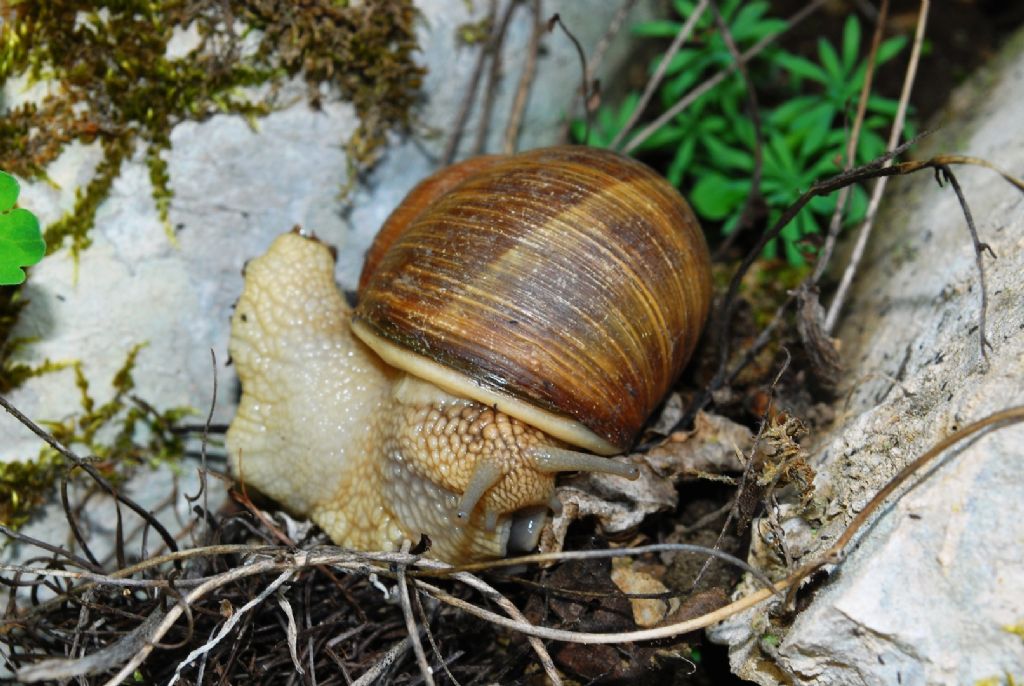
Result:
[355, 146, 712, 451]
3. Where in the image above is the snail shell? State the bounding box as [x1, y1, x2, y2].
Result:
[226, 145, 712, 562]
[354, 145, 712, 454]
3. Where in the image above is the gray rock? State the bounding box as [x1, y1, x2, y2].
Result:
[712, 26, 1024, 686]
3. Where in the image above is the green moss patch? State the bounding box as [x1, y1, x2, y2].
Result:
[0, 0, 423, 259]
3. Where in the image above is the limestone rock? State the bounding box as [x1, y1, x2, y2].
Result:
[712, 26, 1024, 686]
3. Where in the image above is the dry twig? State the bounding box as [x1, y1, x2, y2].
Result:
[825, 0, 930, 331]
[609, 0, 709, 151]
[502, 0, 543, 155]
[397, 541, 435, 686]
[622, 0, 829, 154]
[5, 404, 1023, 680]
[708, 0, 765, 253]
[678, 146, 1024, 430]
[557, 0, 639, 143]
[474, 0, 518, 155]
[443, 0, 498, 165]
[812, 0, 892, 283]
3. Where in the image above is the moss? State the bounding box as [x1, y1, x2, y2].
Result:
[456, 17, 494, 45]
[0, 287, 71, 394]
[0, 0, 423, 258]
[0, 343, 194, 529]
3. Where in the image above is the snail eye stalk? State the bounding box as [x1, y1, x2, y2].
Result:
[526, 446, 640, 480]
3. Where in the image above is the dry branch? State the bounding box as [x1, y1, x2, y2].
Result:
[609, 0, 709, 151]
[621, 0, 829, 154]
[825, 0, 930, 332]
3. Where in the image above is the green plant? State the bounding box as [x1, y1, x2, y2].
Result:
[575, 2, 910, 265]
[0, 170, 44, 286]
[1, 344, 193, 530]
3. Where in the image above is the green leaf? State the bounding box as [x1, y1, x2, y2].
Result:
[639, 124, 687, 150]
[0, 171, 45, 286]
[866, 94, 900, 115]
[690, 173, 749, 220]
[817, 37, 844, 81]
[791, 102, 836, 157]
[808, 193, 836, 215]
[730, 3, 786, 43]
[703, 136, 754, 172]
[775, 52, 828, 84]
[663, 72, 694, 104]
[661, 49, 699, 76]
[0, 172, 19, 212]
[767, 132, 798, 177]
[729, 2, 765, 40]
[876, 35, 908, 65]
[857, 129, 887, 164]
[769, 95, 820, 126]
[847, 183, 869, 223]
[632, 20, 683, 38]
[842, 16, 861, 73]
[700, 115, 728, 134]
[673, 0, 697, 17]
[667, 137, 696, 187]
[569, 118, 589, 145]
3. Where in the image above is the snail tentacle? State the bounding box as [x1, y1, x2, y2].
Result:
[457, 459, 503, 521]
[526, 446, 640, 480]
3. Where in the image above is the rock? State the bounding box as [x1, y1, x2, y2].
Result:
[711, 25, 1024, 686]
[0, 1, 655, 541]
[610, 558, 675, 628]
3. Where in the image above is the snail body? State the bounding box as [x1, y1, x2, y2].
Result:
[226, 146, 712, 563]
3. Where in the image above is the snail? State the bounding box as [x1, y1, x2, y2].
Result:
[226, 145, 712, 563]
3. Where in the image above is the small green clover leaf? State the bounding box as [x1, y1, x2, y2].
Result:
[0, 170, 45, 286]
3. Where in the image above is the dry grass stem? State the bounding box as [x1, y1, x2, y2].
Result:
[397, 541, 435, 686]
[474, 0, 517, 155]
[825, 0, 930, 332]
[557, 0, 640, 143]
[609, 0, 709, 150]
[691, 350, 791, 590]
[708, 0, 765, 254]
[812, 0, 891, 283]
[622, 0, 829, 154]
[502, 0, 543, 154]
[443, 0, 498, 165]
[5, 400, 1023, 680]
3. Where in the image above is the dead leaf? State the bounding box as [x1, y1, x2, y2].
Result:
[541, 413, 752, 554]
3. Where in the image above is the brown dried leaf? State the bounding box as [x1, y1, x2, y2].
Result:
[541, 412, 752, 554]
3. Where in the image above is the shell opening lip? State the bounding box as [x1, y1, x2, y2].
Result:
[351, 318, 621, 455]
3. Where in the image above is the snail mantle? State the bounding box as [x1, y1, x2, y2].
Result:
[226, 146, 712, 563]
